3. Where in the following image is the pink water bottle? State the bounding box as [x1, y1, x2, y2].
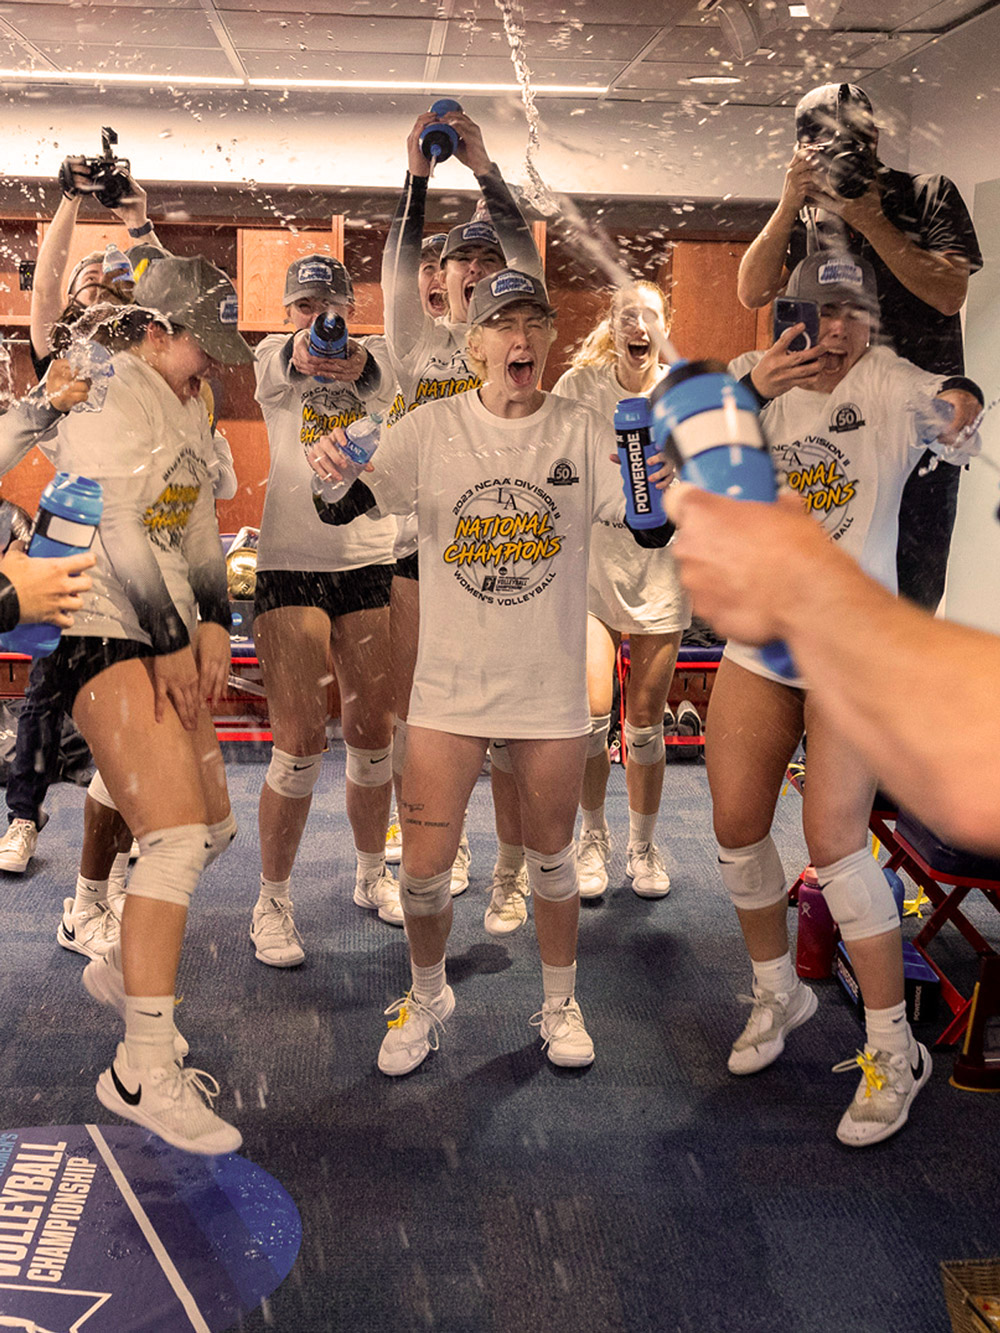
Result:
[796, 876, 838, 979]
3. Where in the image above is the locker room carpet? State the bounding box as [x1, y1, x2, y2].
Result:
[0, 747, 997, 1333]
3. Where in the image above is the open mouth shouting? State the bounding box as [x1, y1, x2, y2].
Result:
[506, 354, 536, 389]
[428, 287, 448, 316]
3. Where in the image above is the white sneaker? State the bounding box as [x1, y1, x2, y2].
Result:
[250, 896, 305, 967]
[82, 955, 189, 1060]
[531, 997, 595, 1068]
[626, 841, 671, 898]
[378, 986, 455, 1076]
[354, 864, 404, 926]
[385, 812, 402, 865]
[0, 818, 38, 873]
[833, 1042, 932, 1147]
[450, 830, 471, 897]
[727, 981, 818, 1075]
[577, 828, 611, 899]
[97, 1042, 241, 1156]
[483, 865, 529, 936]
[57, 898, 120, 960]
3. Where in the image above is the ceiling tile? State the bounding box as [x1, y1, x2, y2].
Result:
[1, 4, 217, 46]
[219, 11, 433, 54]
[433, 54, 620, 85]
[441, 21, 663, 62]
[26, 42, 239, 77]
[240, 48, 429, 79]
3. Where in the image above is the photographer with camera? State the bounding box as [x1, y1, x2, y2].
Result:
[737, 82, 982, 612]
[31, 128, 164, 376]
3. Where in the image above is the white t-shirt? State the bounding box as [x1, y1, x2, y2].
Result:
[254, 333, 396, 574]
[552, 360, 690, 635]
[725, 344, 945, 683]
[361, 390, 624, 738]
[55, 353, 227, 649]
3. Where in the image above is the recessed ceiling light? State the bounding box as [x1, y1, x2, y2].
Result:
[688, 75, 742, 85]
[788, 4, 809, 15]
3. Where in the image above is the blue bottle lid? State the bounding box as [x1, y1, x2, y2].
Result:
[42, 472, 103, 526]
[429, 97, 462, 116]
[614, 397, 651, 430]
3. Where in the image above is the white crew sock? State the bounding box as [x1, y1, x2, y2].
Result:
[495, 840, 524, 874]
[541, 960, 577, 1006]
[124, 994, 177, 1069]
[73, 874, 108, 913]
[581, 805, 607, 835]
[258, 874, 291, 905]
[751, 952, 799, 996]
[411, 957, 447, 1005]
[865, 1000, 914, 1057]
[628, 809, 657, 847]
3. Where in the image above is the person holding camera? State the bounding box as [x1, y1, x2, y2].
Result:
[249, 254, 400, 968]
[709, 251, 980, 1147]
[737, 81, 982, 612]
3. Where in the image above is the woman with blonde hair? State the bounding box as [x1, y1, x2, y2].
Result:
[553, 281, 691, 902]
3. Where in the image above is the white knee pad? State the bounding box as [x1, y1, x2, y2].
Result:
[587, 714, 611, 759]
[392, 717, 407, 778]
[346, 743, 392, 788]
[398, 866, 452, 917]
[127, 824, 208, 909]
[718, 835, 787, 911]
[265, 747, 324, 799]
[88, 770, 117, 811]
[624, 720, 664, 766]
[204, 811, 237, 867]
[525, 842, 578, 903]
[489, 738, 513, 773]
[818, 847, 900, 942]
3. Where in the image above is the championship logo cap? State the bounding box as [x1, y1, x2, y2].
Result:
[421, 232, 448, 259]
[785, 251, 878, 313]
[795, 82, 875, 145]
[283, 253, 354, 305]
[440, 220, 504, 265]
[135, 254, 253, 364]
[467, 268, 556, 327]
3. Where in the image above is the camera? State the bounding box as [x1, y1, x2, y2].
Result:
[796, 83, 877, 201]
[59, 127, 134, 210]
[816, 131, 876, 200]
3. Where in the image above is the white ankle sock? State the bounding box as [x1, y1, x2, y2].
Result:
[541, 960, 577, 1005]
[73, 875, 108, 913]
[628, 810, 657, 846]
[356, 850, 385, 879]
[751, 953, 798, 996]
[495, 840, 524, 873]
[259, 874, 291, 904]
[581, 806, 607, 835]
[411, 957, 447, 1004]
[865, 1001, 914, 1057]
[124, 994, 177, 1068]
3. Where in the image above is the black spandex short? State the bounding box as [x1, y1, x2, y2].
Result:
[254, 564, 393, 619]
[393, 552, 419, 582]
[42, 635, 154, 714]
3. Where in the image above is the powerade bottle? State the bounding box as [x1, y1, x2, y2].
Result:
[312, 413, 383, 511]
[419, 98, 462, 164]
[307, 312, 348, 383]
[615, 397, 667, 530]
[0, 472, 103, 658]
[649, 359, 797, 681]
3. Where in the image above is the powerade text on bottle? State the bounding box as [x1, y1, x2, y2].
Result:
[308, 313, 348, 382]
[649, 359, 797, 680]
[312, 414, 383, 512]
[615, 397, 667, 530]
[0, 472, 103, 658]
[419, 99, 462, 164]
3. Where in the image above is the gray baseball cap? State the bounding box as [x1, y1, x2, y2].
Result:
[785, 251, 878, 314]
[135, 254, 253, 364]
[440, 220, 504, 265]
[467, 269, 556, 327]
[796, 82, 875, 146]
[283, 253, 353, 305]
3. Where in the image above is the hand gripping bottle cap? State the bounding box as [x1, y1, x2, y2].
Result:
[420, 98, 463, 164]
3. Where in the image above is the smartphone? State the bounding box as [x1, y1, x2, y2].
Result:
[774, 297, 820, 352]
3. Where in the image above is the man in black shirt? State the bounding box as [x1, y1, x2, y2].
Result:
[737, 82, 982, 611]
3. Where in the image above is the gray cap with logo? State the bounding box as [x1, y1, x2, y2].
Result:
[440, 220, 504, 265]
[467, 269, 556, 327]
[785, 252, 878, 314]
[283, 253, 353, 305]
[135, 254, 253, 364]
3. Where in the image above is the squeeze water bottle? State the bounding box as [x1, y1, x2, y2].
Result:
[0, 472, 103, 658]
[66, 339, 115, 413]
[312, 413, 383, 512]
[419, 98, 462, 164]
[102, 243, 133, 291]
[615, 397, 667, 530]
[307, 312, 348, 383]
[649, 359, 797, 681]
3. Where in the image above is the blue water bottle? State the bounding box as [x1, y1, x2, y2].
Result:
[419, 98, 462, 164]
[649, 360, 797, 681]
[307, 313, 348, 383]
[615, 397, 667, 530]
[0, 472, 103, 658]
